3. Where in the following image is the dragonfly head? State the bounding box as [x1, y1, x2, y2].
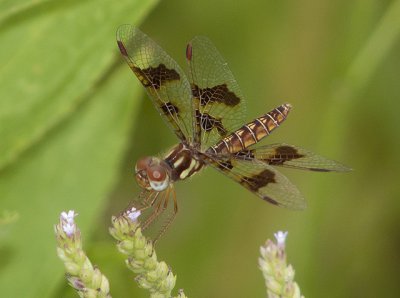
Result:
[135, 156, 170, 191]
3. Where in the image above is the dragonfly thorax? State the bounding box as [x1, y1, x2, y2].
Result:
[163, 143, 205, 182]
[135, 156, 171, 191]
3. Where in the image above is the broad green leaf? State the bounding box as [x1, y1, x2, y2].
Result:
[0, 0, 157, 170]
[0, 65, 141, 297]
[0, 0, 159, 296]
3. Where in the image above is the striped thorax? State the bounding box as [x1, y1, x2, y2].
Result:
[164, 143, 204, 181]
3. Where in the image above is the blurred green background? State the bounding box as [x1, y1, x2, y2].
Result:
[1, 0, 400, 297]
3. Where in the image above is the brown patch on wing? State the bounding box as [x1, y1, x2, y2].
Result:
[262, 196, 279, 205]
[240, 169, 276, 192]
[192, 84, 241, 107]
[161, 102, 179, 116]
[217, 160, 234, 171]
[235, 150, 255, 160]
[234, 145, 305, 166]
[133, 64, 180, 89]
[117, 40, 128, 56]
[275, 145, 299, 155]
[264, 145, 305, 165]
[308, 168, 331, 172]
[186, 43, 193, 60]
[196, 110, 228, 136]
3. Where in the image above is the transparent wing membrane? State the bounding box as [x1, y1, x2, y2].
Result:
[187, 36, 246, 150]
[234, 143, 351, 172]
[117, 25, 194, 142]
[207, 155, 306, 210]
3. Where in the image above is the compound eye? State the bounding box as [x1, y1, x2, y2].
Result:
[147, 165, 169, 191]
[147, 165, 167, 182]
[135, 157, 152, 173]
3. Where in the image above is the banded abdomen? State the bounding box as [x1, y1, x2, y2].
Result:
[207, 103, 291, 155]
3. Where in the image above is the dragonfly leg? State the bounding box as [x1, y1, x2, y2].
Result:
[152, 186, 178, 244]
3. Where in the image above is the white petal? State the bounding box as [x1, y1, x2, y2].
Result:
[60, 210, 77, 224]
[63, 223, 76, 236]
[274, 231, 288, 248]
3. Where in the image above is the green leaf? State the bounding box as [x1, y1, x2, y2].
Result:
[0, 0, 159, 297]
[0, 65, 139, 297]
[0, 0, 157, 170]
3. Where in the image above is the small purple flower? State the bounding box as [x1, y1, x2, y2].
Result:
[62, 222, 76, 236]
[60, 210, 77, 236]
[126, 207, 141, 222]
[61, 210, 77, 223]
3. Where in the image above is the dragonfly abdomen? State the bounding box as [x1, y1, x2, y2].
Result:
[208, 103, 291, 155]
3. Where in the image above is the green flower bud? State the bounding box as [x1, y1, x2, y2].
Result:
[259, 231, 304, 298]
[55, 210, 111, 298]
[110, 208, 185, 297]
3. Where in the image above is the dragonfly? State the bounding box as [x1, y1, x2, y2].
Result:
[116, 25, 350, 239]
